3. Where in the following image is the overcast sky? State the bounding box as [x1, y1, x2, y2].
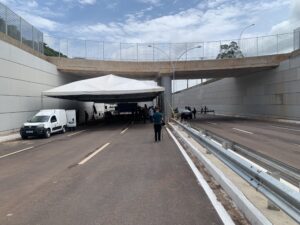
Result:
[0, 0, 299, 43]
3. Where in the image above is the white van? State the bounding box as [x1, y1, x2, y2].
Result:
[20, 109, 67, 139]
[66, 110, 77, 130]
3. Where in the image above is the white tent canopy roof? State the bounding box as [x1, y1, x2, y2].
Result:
[43, 74, 164, 103]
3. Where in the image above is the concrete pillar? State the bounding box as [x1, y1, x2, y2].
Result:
[160, 75, 172, 121]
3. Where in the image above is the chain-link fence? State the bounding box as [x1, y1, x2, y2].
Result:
[0, 2, 297, 61]
[0, 2, 44, 53]
[44, 32, 294, 61]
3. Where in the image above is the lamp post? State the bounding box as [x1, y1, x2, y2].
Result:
[148, 44, 201, 110]
[238, 23, 255, 47]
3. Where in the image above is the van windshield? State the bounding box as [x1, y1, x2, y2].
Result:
[29, 116, 50, 123]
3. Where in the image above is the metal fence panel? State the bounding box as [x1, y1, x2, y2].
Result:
[21, 18, 33, 48]
[186, 42, 204, 60]
[0, 2, 43, 53]
[0, 3, 6, 33]
[120, 43, 137, 61]
[137, 43, 154, 61]
[0, 3, 295, 61]
[86, 40, 101, 60]
[6, 7, 20, 41]
[278, 33, 294, 54]
[103, 42, 120, 60]
[203, 41, 220, 59]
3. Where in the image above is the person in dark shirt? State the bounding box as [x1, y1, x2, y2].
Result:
[153, 107, 163, 142]
[192, 107, 197, 119]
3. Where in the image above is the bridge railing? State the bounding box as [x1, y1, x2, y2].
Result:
[44, 32, 294, 61]
[0, 2, 44, 53]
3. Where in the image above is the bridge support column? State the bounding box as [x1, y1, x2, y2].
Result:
[159, 75, 172, 121]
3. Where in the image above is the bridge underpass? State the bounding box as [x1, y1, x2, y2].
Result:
[45, 53, 291, 119]
[1, 23, 300, 224]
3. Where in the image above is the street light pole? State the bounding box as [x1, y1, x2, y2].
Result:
[238, 23, 255, 47]
[148, 45, 201, 110]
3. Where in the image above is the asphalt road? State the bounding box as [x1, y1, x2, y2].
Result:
[190, 115, 300, 170]
[0, 122, 223, 225]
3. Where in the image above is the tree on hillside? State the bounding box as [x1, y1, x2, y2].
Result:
[216, 41, 244, 59]
[43, 43, 67, 57]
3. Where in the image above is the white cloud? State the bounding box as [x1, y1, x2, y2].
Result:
[270, 0, 300, 34]
[17, 11, 60, 31]
[137, 0, 161, 6]
[78, 0, 96, 5]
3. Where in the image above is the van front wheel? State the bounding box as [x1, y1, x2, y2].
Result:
[45, 129, 51, 138]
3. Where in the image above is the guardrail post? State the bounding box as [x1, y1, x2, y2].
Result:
[200, 130, 212, 154]
[222, 141, 232, 150]
[267, 171, 281, 211]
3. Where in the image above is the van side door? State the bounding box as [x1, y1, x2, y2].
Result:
[50, 115, 59, 132]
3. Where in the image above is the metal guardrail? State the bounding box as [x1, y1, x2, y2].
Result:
[190, 125, 300, 186]
[44, 32, 295, 61]
[171, 119, 300, 223]
[0, 2, 44, 53]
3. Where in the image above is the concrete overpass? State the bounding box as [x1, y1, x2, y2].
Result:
[47, 54, 290, 79]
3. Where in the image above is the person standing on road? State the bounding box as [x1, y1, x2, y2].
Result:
[192, 107, 197, 119]
[153, 107, 163, 142]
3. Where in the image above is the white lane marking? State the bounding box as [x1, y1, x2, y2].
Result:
[207, 122, 218, 125]
[232, 128, 253, 135]
[78, 142, 110, 165]
[0, 146, 34, 159]
[6, 213, 13, 217]
[120, 128, 129, 134]
[166, 128, 235, 225]
[67, 130, 86, 137]
[270, 125, 300, 132]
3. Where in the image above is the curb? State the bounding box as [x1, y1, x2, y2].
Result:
[0, 133, 21, 143]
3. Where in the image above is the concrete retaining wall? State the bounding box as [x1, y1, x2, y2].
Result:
[174, 53, 300, 120]
[0, 40, 89, 133]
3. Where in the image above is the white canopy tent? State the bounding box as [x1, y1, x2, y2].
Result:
[43, 74, 164, 103]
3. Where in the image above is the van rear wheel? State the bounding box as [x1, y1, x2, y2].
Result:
[45, 129, 51, 138]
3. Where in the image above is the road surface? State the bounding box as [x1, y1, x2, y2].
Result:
[0, 122, 223, 225]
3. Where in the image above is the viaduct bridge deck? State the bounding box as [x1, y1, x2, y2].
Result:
[47, 53, 290, 79]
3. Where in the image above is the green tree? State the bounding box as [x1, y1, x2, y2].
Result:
[43, 43, 67, 57]
[217, 41, 244, 59]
